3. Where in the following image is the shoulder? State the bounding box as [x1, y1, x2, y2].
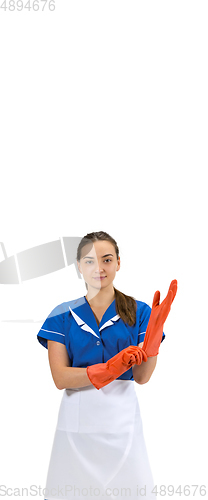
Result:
[47, 296, 86, 319]
[135, 299, 151, 315]
[37, 296, 86, 349]
[133, 299, 152, 329]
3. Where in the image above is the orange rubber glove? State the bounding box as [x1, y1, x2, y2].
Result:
[142, 279, 177, 357]
[86, 345, 147, 390]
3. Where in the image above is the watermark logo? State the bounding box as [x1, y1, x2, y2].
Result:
[0, 236, 83, 323]
[0, 237, 82, 284]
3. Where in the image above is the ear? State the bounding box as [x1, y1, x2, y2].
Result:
[116, 257, 121, 271]
[77, 260, 82, 274]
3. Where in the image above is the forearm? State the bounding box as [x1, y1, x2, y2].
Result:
[53, 366, 92, 390]
[55, 359, 157, 390]
[53, 353, 156, 390]
[132, 355, 157, 384]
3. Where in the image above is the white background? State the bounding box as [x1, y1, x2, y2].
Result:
[0, 1, 207, 499]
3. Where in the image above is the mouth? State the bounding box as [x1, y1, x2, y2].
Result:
[93, 276, 106, 280]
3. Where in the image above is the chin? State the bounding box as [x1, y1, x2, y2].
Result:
[90, 280, 107, 289]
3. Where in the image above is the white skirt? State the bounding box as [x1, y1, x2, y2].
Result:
[44, 380, 155, 500]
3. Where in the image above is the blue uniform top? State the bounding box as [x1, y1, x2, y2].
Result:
[37, 296, 165, 381]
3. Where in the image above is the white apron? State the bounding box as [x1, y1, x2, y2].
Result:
[43, 380, 155, 500]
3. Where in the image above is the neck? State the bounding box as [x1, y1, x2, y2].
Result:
[86, 285, 115, 307]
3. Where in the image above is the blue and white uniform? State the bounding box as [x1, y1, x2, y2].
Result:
[37, 296, 165, 500]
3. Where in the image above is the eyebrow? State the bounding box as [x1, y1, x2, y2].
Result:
[83, 254, 114, 259]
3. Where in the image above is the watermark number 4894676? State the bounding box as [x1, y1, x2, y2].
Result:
[0, 0, 55, 11]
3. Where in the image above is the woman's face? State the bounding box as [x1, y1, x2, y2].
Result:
[77, 240, 120, 292]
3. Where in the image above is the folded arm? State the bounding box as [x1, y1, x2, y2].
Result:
[48, 340, 92, 390]
[47, 341, 147, 390]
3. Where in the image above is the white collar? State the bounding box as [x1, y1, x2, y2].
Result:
[68, 305, 120, 339]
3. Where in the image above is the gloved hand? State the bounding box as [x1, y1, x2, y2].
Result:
[86, 345, 147, 390]
[142, 279, 177, 357]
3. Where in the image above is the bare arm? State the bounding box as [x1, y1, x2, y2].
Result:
[48, 340, 157, 390]
[48, 340, 93, 390]
[132, 342, 157, 384]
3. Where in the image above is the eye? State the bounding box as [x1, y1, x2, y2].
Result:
[104, 259, 112, 262]
[86, 260, 94, 264]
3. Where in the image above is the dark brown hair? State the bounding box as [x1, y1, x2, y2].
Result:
[76, 231, 137, 326]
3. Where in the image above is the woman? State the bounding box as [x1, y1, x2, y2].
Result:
[37, 231, 177, 500]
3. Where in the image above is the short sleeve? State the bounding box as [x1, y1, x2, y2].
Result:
[138, 302, 165, 345]
[37, 304, 66, 349]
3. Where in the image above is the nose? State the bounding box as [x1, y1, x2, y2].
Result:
[94, 261, 105, 273]
[95, 266, 104, 273]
